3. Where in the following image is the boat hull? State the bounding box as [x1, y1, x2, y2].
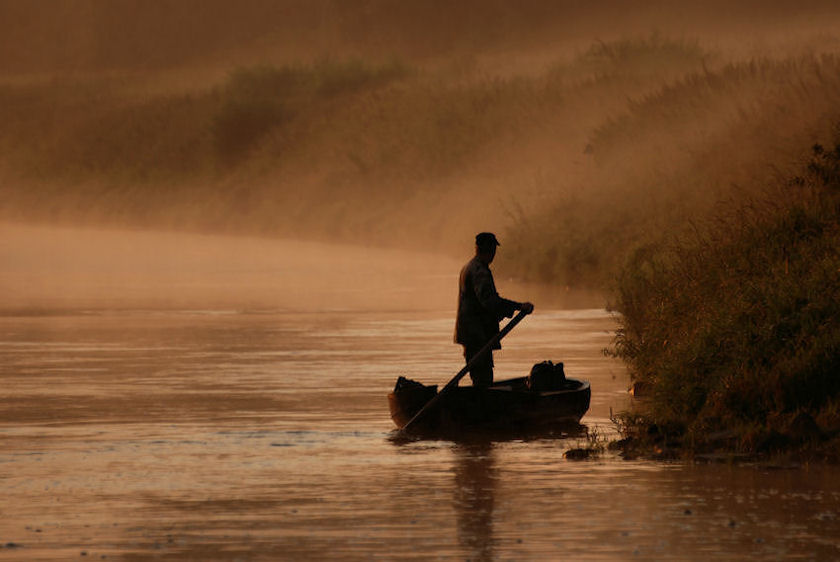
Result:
[389, 376, 590, 437]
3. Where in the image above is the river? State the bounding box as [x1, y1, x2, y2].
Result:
[1, 223, 839, 560]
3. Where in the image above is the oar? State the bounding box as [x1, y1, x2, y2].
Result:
[400, 309, 531, 434]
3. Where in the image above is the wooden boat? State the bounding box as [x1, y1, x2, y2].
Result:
[388, 373, 591, 437]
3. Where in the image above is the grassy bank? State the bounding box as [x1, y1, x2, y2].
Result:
[5, 33, 840, 263]
[0, 34, 719, 247]
[501, 54, 840, 286]
[610, 139, 840, 462]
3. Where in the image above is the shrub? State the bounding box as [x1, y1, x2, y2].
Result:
[211, 60, 409, 166]
[610, 140, 840, 452]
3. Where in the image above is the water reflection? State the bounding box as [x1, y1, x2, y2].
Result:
[453, 442, 497, 562]
[6, 304, 840, 560]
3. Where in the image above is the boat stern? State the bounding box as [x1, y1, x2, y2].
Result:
[388, 377, 438, 429]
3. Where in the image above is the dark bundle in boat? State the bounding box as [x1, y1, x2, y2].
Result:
[389, 360, 590, 437]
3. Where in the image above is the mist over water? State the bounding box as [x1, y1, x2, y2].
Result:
[0, 222, 462, 313]
[0, 221, 603, 315]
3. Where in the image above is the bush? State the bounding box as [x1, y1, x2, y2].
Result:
[610, 139, 840, 453]
[503, 54, 840, 288]
[211, 60, 409, 165]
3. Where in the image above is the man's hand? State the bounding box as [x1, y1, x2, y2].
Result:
[520, 302, 535, 314]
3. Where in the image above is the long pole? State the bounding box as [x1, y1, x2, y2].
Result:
[400, 309, 530, 434]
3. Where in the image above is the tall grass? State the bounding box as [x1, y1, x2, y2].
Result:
[548, 33, 711, 87]
[211, 60, 410, 166]
[0, 35, 721, 239]
[501, 54, 840, 287]
[610, 139, 840, 454]
[3, 35, 840, 260]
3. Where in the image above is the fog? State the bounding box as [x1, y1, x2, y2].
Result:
[2, 1, 838, 74]
[0, 222, 603, 313]
[3, 0, 840, 301]
[0, 222, 463, 312]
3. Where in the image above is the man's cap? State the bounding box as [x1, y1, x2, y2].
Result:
[475, 232, 500, 248]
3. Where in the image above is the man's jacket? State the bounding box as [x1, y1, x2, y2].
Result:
[454, 256, 519, 348]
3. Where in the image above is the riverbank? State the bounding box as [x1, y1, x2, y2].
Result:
[608, 137, 840, 463]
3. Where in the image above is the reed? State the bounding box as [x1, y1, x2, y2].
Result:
[211, 60, 410, 166]
[502, 54, 840, 287]
[609, 140, 840, 458]
[3, 36, 840, 260]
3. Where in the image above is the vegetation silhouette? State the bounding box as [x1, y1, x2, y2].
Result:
[611, 140, 840, 461]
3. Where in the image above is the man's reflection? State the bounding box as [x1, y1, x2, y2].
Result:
[453, 442, 497, 562]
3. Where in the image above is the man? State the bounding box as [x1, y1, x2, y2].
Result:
[455, 232, 534, 388]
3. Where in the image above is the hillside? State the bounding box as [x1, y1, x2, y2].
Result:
[2, 1, 840, 276]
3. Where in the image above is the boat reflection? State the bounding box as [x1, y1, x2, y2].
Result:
[447, 425, 588, 561]
[453, 442, 497, 562]
[388, 421, 588, 444]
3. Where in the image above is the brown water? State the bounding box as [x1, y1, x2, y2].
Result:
[2, 224, 840, 560]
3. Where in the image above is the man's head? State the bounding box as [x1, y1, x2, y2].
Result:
[475, 232, 499, 264]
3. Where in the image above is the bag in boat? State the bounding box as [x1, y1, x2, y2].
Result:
[528, 360, 566, 392]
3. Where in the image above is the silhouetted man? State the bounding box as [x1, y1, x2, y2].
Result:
[455, 232, 534, 388]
